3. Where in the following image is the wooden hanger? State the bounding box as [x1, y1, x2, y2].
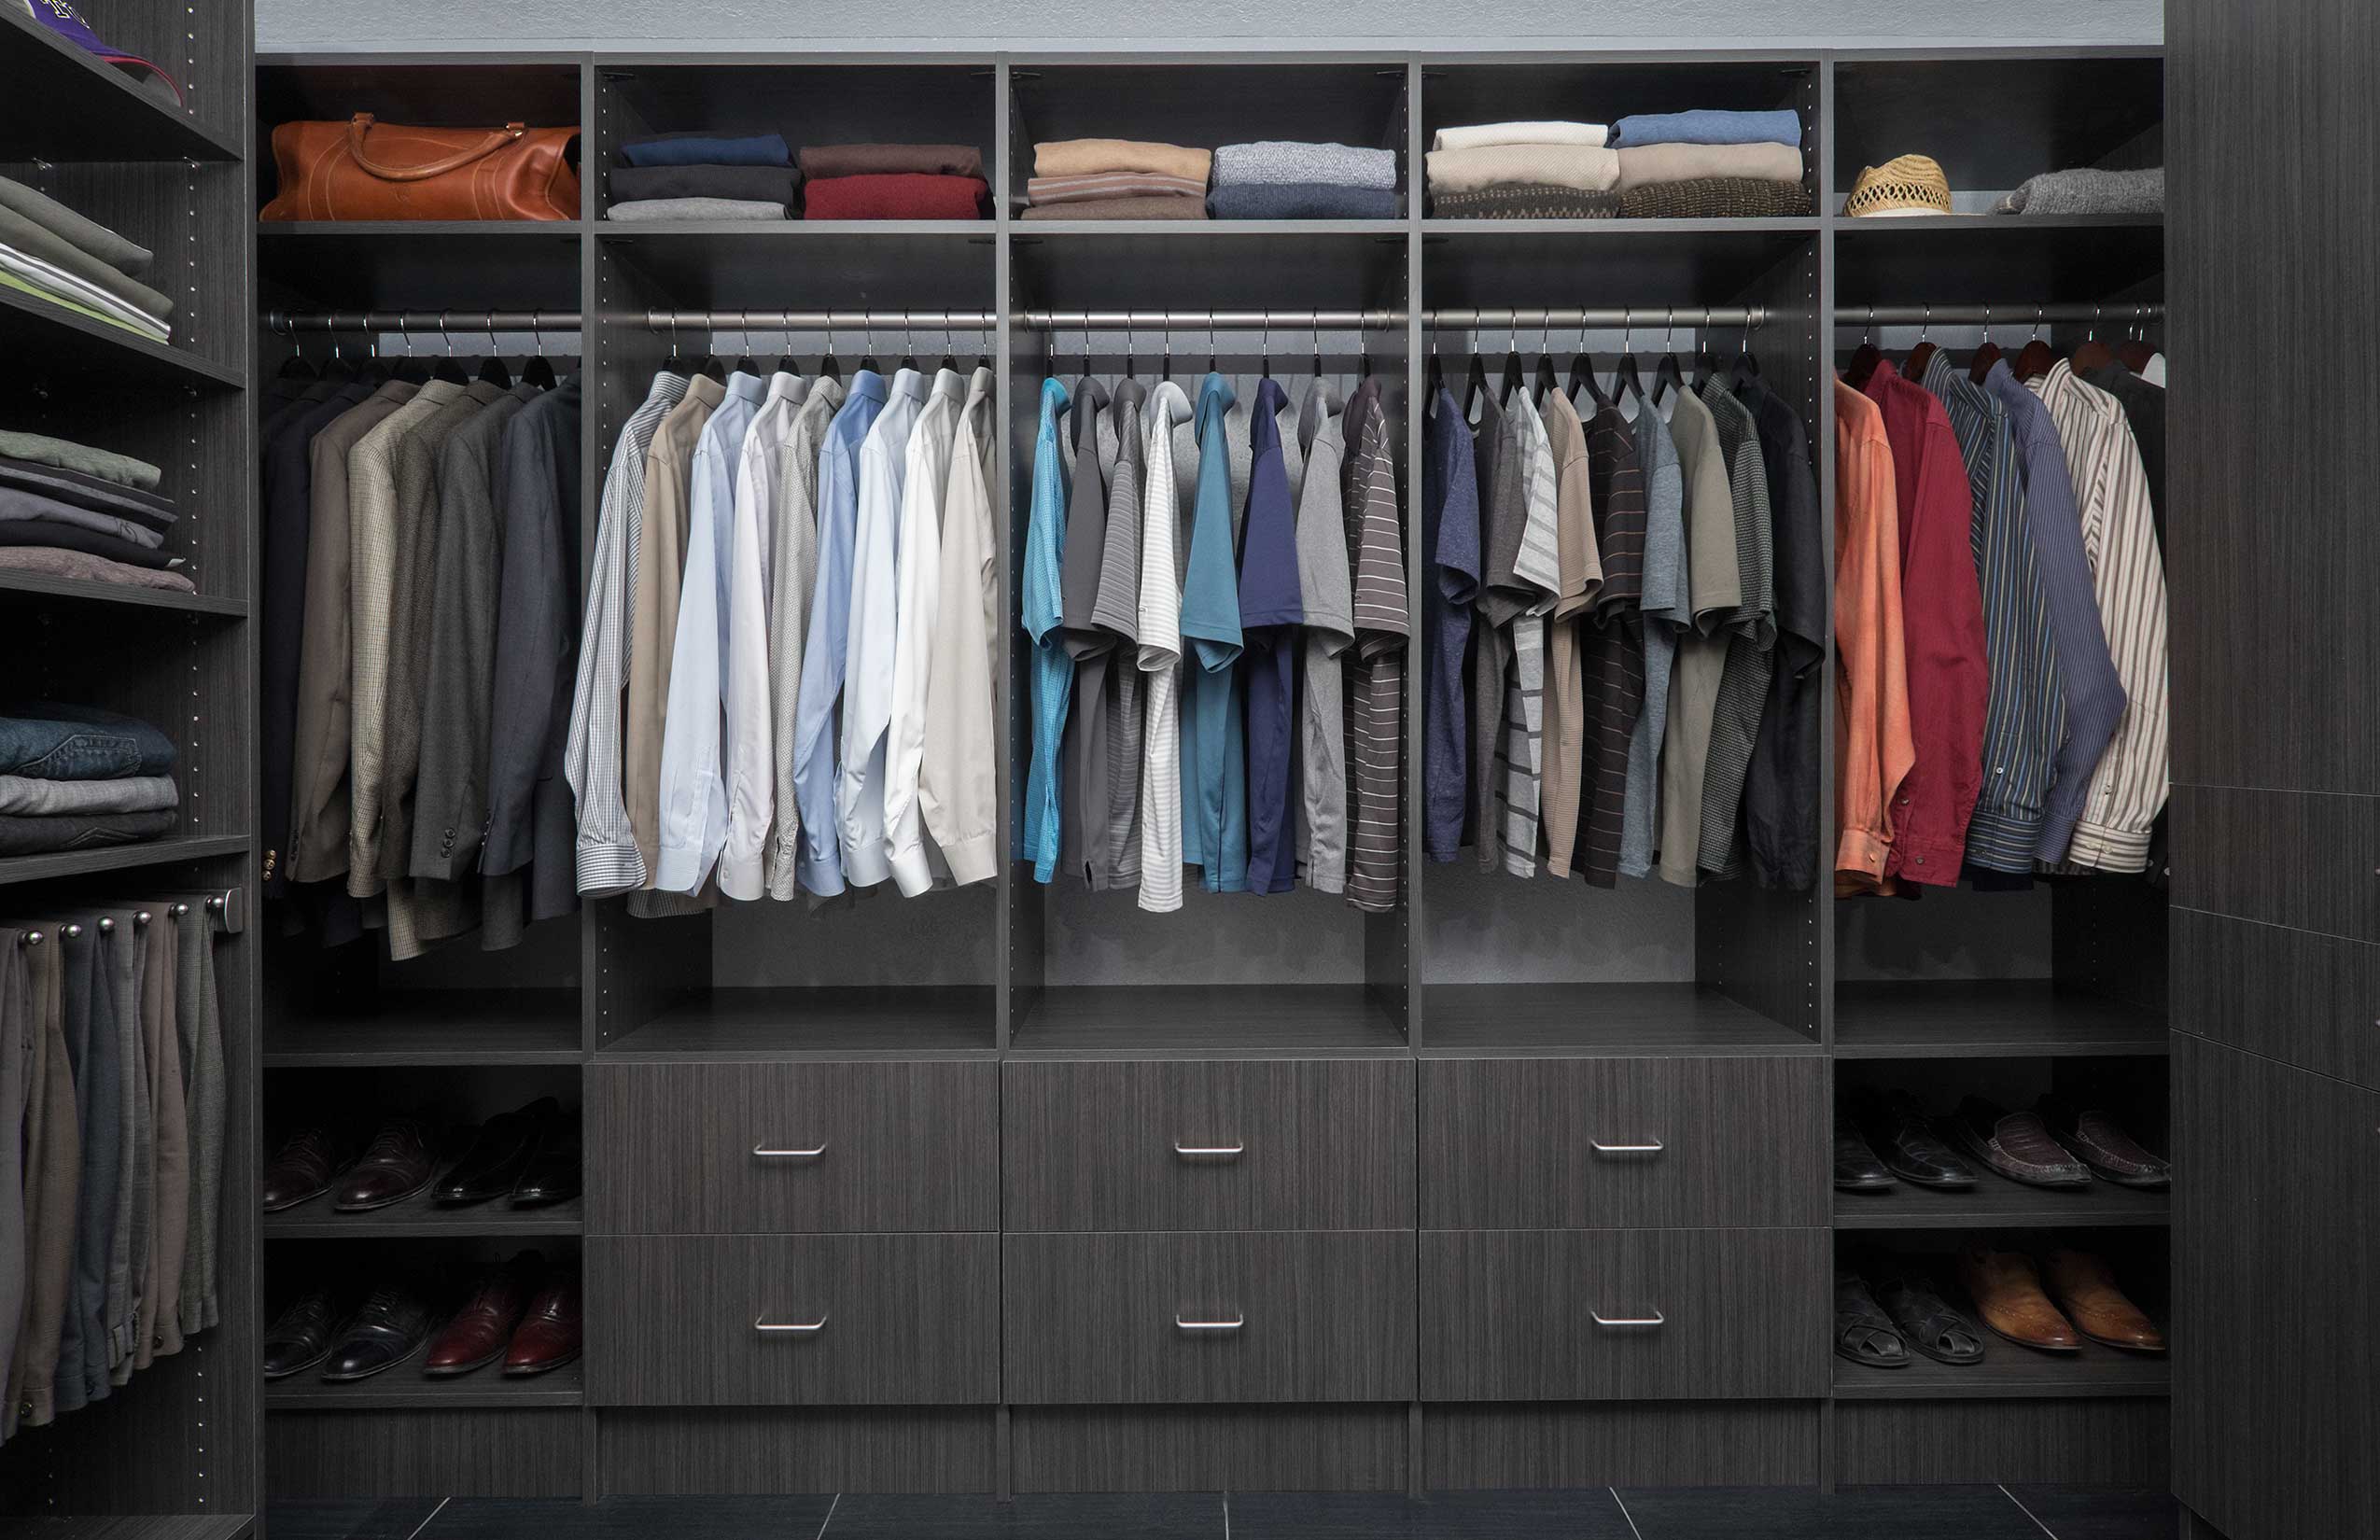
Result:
[1844, 305, 1883, 390]
[2068, 307, 2116, 377]
[1967, 308, 2002, 383]
[2011, 311, 2058, 381]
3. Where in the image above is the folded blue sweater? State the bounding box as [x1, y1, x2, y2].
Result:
[1209, 182, 1402, 220]
[1608, 109, 1801, 149]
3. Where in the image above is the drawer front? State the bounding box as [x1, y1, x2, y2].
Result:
[590, 1234, 999, 1406]
[1003, 1058, 1414, 1231]
[590, 1060, 997, 1233]
[1421, 1057, 1825, 1228]
[1003, 1231, 1416, 1404]
[1420, 1228, 1827, 1401]
[2173, 908, 2380, 1091]
[2171, 785, 2380, 942]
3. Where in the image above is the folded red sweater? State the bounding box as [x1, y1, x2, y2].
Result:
[803, 174, 988, 220]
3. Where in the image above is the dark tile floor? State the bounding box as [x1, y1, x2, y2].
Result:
[267, 1485, 2177, 1539]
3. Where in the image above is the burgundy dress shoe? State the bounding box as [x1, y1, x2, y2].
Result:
[2037, 1097, 2172, 1188]
[505, 1274, 581, 1377]
[262, 1127, 355, 1211]
[331, 1118, 441, 1211]
[1939, 1097, 2093, 1189]
[424, 1252, 546, 1377]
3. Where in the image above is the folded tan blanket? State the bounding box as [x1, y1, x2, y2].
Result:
[1614, 140, 1804, 192]
[799, 143, 985, 179]
[1028, 171, 1209, 205]
[1034, 138, 1212, 183]
[1424, 143, 1620, 195]
[1019, 193, 1207, 221]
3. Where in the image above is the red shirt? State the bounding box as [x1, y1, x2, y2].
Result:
[1860, 358, 1988, 888]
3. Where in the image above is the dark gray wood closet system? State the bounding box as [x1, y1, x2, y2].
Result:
[228, 43, 2191, 1519]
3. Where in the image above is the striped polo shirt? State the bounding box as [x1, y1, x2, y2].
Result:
[1343, 379, 1408, 912]
[1571, 401, 1648, 887]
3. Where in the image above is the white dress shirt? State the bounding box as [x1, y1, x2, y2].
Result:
[717, 371, 807, 900]
[1135, 380, 1194, 913]
[920, 367, 1001, 886]
[836, 367, 930, 889]
[764, 376, 845, 900]
[884, 369, 966, 896]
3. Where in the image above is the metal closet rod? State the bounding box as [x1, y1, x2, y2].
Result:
[1841, 302, 2163, 326]
[269, 310, 582, 332]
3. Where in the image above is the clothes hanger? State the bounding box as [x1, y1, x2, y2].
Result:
[1124, 315, 1138, 381]
[392, 320, 430, 385]
[2115, 316, 2157, 374]
[1260, 310, 1273, 381]
[1311, 318, 1324, 383]
[775, 315, 800, 377]
[1532, 319, 1560, 407]
[857, 310, 881, 375]
[1425, 326, 1445, 400]
[1841, 304, 1882, 390]
[476, 317, 514, 389]
[357, 327, 390, 385]
[938, 310, 959, 374]
[1729, 311, 1762, 385]
[275, 328, 318, 381]
[2012, 308, 2059, 381]
[318, 329, 357, 384]
[1905, 306, 1939, 383]
[522, 314, 558, 390]
[1690, 306, 1720, 392]
[730, 309, 759, 378]
[1161, 322, 1173, 384]
[2067, 306, 2116, 377]
[1602, 312, 1642, 408]
[430, 313, 470, 385]
[1461, 321, 1490, 421]
[897, 310, 918, 374]
[1967, 306, 2003, 384]
[1651, 307, 1687, 407]
[1496, 316, 1524, 406]
[819, 313, 842, 383]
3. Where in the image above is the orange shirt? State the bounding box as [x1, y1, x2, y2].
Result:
[1831, 377, 1914, 894]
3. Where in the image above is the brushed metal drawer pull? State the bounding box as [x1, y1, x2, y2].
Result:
[1173, 1141, 1246, 1158]
[755, 1315, 828, 1334]
[1590, 1309, 1666, 1328]
[1175, 1313, 1245, 1332]
[753, 1141, 828, 1159]
[1589, 1138, 1665, 1155]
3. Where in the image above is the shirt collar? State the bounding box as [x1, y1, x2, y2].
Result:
[764, 371, 806, 405]
[887, 366, 929, 406]
[846, 369, 889, 409]
[723, 371, 768, 407]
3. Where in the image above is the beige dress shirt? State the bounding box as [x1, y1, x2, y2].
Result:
[624, 372, 726, 885]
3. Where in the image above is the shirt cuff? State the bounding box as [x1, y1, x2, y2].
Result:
[940, 833, 997, 888]
[575, 840, 647, 896]
[716, 847, 764, 902]
[887, 842, 935, 898]
[2062, 820, 2153, 874]
[653, 838, 714, 893]
[841, 842, 892, 889]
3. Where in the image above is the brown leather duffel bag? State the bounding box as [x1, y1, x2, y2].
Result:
[259, 114, 581, 221]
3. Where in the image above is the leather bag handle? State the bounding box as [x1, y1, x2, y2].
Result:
[343, 113, 527, 181]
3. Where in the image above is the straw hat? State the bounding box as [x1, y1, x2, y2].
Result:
[1842, 154, 1954, 217]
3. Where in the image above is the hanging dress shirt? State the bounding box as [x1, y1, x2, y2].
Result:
[1421, 387, 1478, 862]
[1617, 390, 1685, 879]
[1239, 376, 1304, 894]
[1018, 376, 1074, 883]
[1292, 380, 1351, 892]
[1536, 387, 1603, 879]
[1573, 397, 1647, 887]
[791, 370, 888, 897]
[1088, 379, 1149, 891]
[1135, 380, 1195, 913]
[921, 368, 1000, 888]
[1831, 376, 1915, 892]
[1693, 378, 1775, 880]
[1056, 375, 1120, 887]
[718, 372, 806, 900]
[1181, 372, 1247, 894]
[885, 368, 966, 897]
[1653, 385, 1740, 889]
[838, 367, 931, 889]
[763, 376, 845, 900]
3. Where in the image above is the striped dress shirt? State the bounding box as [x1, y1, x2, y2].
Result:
[2028, 361, 2166, 872]
[1694, 379, 1775, 877]
[1617, 394, 1684, 880]
[1343, 379, 1408, 913]
[1573, 400, 1647, 887]
[1920, 351, 2062, 875]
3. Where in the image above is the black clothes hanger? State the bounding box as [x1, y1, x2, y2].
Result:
[697, 354, 728, 383]
[728, 310, 758, 377]
[1690, 308, 1720, 392]
[428, 315, 469, 385]
[477, 354, 514, 389]
[318, 342, 357, 385]
[1259, 312, 1273, 381]
[391, 335, 432, 385]
[817, 315, 842, 383]
[1425, 330, 1446, 399]
[1729, 314, 1762, 386]
[522, 315, 558, 390]
[1462, 338, 1490, 420]
[1497, 320, 1525, 406]
[937, 311, 959, 373]
[275, 342, 318, 381]
[893, 311, 917, 374]
[1532, 324, 1560, 407]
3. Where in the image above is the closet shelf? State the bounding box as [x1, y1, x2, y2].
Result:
[264, 1360, 583, 1410]
[1009, 985, 1407, 1058]
[259, 220, 589, 236]
[596, 220, 989, 238]
[264, 989, 581, 1066]
[597, 986, 1000, 1060]
[1833, 1337, 2170, 1399]
[263, 1190, 584, 1239]
[1827, 212, 2162, 233]
[0, 569, 247, 618]
[0, 285, 246, 394]
[1421, 217, 1822, 236]
[0, 7, 244, 163]
[1421, 984, 1819, 1057]
[1834, 980, 2167, 1057]
[1013, 219, 1408, 238]
[1833, 1169, 2171, 1230]
[0, 835, 250, 890]
[8, 1517, 256, 1540]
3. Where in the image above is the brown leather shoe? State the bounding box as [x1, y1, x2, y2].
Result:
[2037, 1098, 2172, 1188]
[262, 1127, 355, 1211]
[332, 1118, 441, 1211]
[504, 1274, 581, 1377]
[2043, 1248, 2166, 1352]
[1939, 1097, 2093, 1189]
[1958, 1244, 2080, 1352]
[424, 1252, 545, 1376]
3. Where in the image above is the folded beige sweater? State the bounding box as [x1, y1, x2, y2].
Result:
[1614, 140, 1804, 191]
[1034, 138, 1212, 183]
[1424, 143, 1620, 195]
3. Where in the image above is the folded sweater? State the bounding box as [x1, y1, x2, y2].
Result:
[1992, 166, 2164, 216]
[1613, 141, 1803, 191]
[1209, 182, 1400, 220]
[1618, 176, 1813, 218]
[619, 131, 791, 168]
[800, 143, 985, 180]
[0, 203, 174, 319]
[1028, 171, 1210, 204]
[1034, 138, 1212, 183]
[0, 174, 151, 277]
[0, 808, 176, 855]
[0, 486, 165, 548]
[1019, 193, 1206, 222]
[0, 456, 176, 529]
[0, 431, 160, 491]
[1429, 184, 1620, 219]
[0, 520, 179, 569]
[606, 197, 788, 222]
[610, 164, 801, 204]
[1608, 109, 1803, 148]
[1211, 141, 1397, 191]
[0, 545, 193, 593]
[0, 773, 179, 816]
[803, 174, 987, 220]
[1432, 120, 1606, 152]
[1425, 143, 1619, 195]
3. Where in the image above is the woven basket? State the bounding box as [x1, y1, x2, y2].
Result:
[1842, 154, 1953, 217]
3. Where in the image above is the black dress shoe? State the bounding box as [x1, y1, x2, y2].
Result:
[262, 1289, 337, 1379]
[332, 1119, 441, 1211]
[321, 1286, 435, 1380]
[434, 1097, 558, 1205]
[1873, 1269, 1986, 1365]
[262, 1127, 355, 1211]
[1834, 1114, 1897, 1192]
[1854, 1090, 1980, 1189]
[511, 1114, 581, 1208]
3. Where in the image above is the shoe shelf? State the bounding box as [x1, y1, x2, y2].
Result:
[263, 989, 582, 1067]
[7, 1518, 256, 1540]
[1834, 981, 2168, 1058]
[1833, 1168, 2171, 1230]
[264, 1359, 583, 1410]
[262, 1188, 584, 1239]
[1833, 1336, 2171, 1399]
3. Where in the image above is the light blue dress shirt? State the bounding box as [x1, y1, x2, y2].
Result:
[791, 369, 888, 897]
[1018, 376, 1073, 882]
[837, 367, 930, 889]
[653, 371, 767, 892]
[1181, 372, 1247, 893]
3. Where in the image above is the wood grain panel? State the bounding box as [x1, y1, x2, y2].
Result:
[1421, 1401, 1820, 1490]
[264, 1409, 581, 1498]
[1421, 1057, 1826, 1228]
[596, 1407, 997, 1494]
[2172, 909, 2380, 1090]
[1011, 1406, 1407, 1493]
[1002, 1058, 1414, 1231]
[1002, 1232, 1416, 1404]
[2169, 787, 2380, 942]
[590, 1060, 997, 1233]
[1833, 1398, 2168, 1486]
[1419, 1228, 1827, 1401]
[589, 1234, 999, 1406]
[2174, 1036, 2380, 1540]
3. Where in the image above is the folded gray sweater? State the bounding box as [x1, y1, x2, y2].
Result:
[1212, 141, 1398, 191]
[606, 197, 788, 222]
[1992, 166, 2163, 216]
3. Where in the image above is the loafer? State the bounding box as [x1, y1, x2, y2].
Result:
[505, 1274, 581, 1377]
[511, 1114, 582, 1208]
[2037, 1097, 2171, 1188]
[262, 1127, 354, 1211]
[425, 1252, 544, 1376]
[322, 1286, 435, 1380]
[1834, 1114, 1897, 1192]
[2044, 1248, 2166, 1352]
[1853, 1090, 1978, 1188]
[1834, 1269, 1908, 1368]
[434, 1097, 558, 1205]
[1939, 1096, 2093, 1189]
[332, 1118, 441, 1211]
[1874, 1269, 1986, 1365]
[262, 1288, 337, 1379]
[1958, 1244, 2079, 1352]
